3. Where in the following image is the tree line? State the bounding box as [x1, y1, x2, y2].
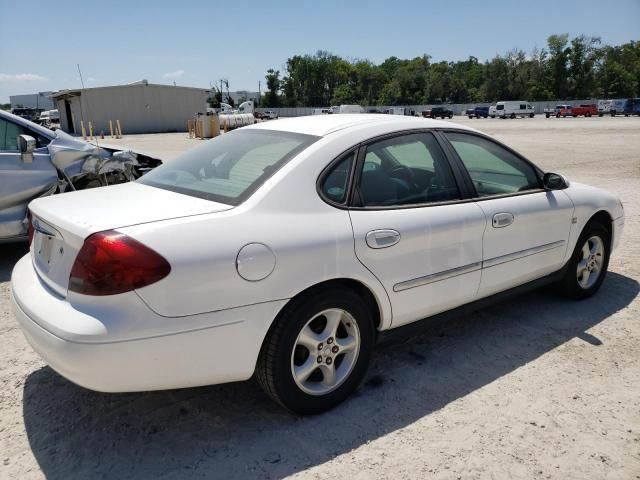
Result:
[261, 35, 640, 108]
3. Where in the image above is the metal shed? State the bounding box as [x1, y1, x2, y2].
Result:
[51, 81, 210, 135]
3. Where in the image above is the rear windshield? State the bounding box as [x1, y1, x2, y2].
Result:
[138, 129, 318, 205]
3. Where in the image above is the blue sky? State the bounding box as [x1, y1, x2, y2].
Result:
[1, 0, 638, 102]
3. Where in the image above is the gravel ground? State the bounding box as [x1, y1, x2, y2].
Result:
[1, 116, 639, 480]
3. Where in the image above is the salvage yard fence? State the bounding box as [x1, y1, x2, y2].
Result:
[255, 100, 598, 117]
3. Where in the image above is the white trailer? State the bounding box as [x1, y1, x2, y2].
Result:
[330, 105, 364, 114]
[496, 101, 535, 119]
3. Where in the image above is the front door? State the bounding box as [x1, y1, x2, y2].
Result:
[443, 131, 574, 297]
[348, 131, 486, 327]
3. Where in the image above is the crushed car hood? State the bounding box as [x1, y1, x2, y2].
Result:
[0, 129, 163, 241]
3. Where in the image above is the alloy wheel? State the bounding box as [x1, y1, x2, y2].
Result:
[290, 308, 361, 396]
[576, 235, 605, 289]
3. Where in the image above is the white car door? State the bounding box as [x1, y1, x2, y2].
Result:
[0, 117, 56, 239]
[345, 131, 486, 327]
[443, 131, 574, 297]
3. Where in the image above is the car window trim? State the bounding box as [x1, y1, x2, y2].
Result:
[437, 128, 545, 201]
[348, 129, 471, 210]
[316, 146, 360, 208]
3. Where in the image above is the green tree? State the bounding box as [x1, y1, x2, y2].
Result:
[207, 89, 222, 109]
[263, 69, 281, 107]
[547, 34, 571, 98]
[261, 36, 639, 108]
[330, 84, 356, 105]
[568, 35, 601, 98]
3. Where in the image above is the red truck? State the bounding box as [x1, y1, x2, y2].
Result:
[557, 104, 598, 117]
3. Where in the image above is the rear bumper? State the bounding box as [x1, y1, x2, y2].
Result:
[11, 255, 287, 392]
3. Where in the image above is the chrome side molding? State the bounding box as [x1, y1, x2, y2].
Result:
[393, 240, 566, 292]
[393, 261, 482, 292]
[483, 240, 565, 268]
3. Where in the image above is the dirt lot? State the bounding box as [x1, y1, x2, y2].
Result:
[1, 116, 639, 480]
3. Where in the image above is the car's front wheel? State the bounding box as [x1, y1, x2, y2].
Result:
[256, 287, 375, 415]
[558, 221, 610, 299]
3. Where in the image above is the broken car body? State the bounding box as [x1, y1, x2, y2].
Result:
[0, 110, 161, 242]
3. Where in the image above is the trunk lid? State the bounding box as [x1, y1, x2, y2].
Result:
[29, 182, 232, 296]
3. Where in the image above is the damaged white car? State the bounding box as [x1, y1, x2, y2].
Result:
[0, 110, 161, 242]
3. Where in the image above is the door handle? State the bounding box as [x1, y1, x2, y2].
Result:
[366, 229, 401, 249]
[492, 212, 514, 228]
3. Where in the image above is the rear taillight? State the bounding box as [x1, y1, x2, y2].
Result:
[69, 230, 170, 296]
[27, 211, 34, 245]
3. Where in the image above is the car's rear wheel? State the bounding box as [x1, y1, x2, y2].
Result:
[256, 287, 375, 415]
[558, 221, 610, 299]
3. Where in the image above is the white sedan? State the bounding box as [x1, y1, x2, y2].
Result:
[12, 115, 624, 414]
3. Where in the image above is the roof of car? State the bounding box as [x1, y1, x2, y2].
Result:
[246, 114, 475, 137]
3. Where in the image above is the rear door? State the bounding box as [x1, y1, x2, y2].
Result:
[0, 116, 56, 239]
[442, 131, 574, 297]
[347, 131, 486, 327]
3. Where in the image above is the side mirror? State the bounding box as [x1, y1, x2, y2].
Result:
[543, 172, 569, 190]
[18, 134, 36, 164]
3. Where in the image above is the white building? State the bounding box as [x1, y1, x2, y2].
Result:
[51, 81, 210, 134]
[10, 92, 55, 110]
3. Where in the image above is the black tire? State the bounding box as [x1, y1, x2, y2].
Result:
[557, 221, 610, 299]
[256, 287, 375, 415]
[546, 113, 550, 118]
[510, 113, 516, 119]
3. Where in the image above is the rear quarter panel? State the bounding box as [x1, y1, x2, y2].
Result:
[121, 133, 397, 329]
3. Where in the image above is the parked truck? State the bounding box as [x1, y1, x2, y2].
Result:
[570, 104, 598, 117]
[610, 98, 640, 116]
[543, 104, 571, 118]
[422, 106, 453, 119]
[597, 99, 613, 116]
[466, 106, 489, 118]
